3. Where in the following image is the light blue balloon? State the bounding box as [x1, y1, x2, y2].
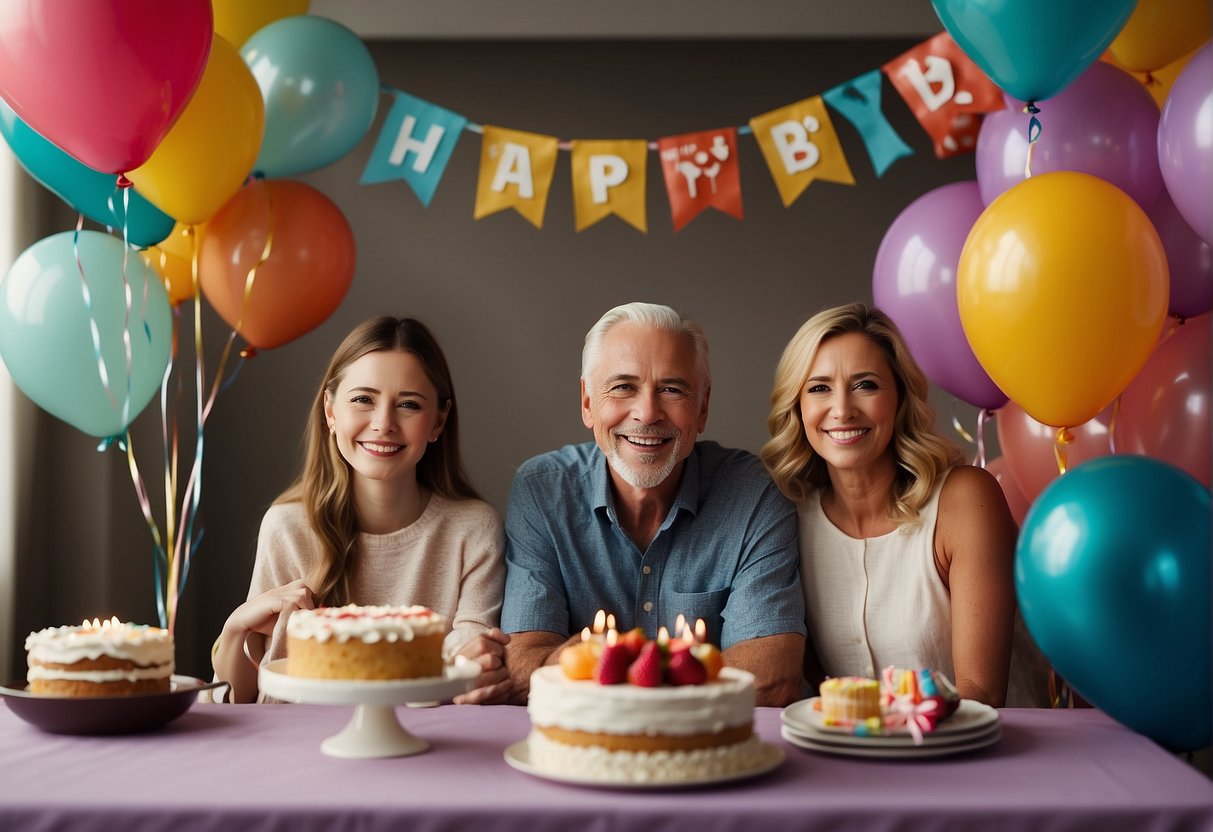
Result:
[0, 100, 175, 248]
[1016, 455, 1211, 751]
[242, 15, 379, 178]
[0, 231, 172, 438]
[931, 0, 1135, 102]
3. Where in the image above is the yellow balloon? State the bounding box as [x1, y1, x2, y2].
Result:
[128, 36, 265, 224]
[212, 0, 310, 47]
[957, 172, 1169, 428]
[139, 224, 200, 307]
[1109, 0, 1211, 72]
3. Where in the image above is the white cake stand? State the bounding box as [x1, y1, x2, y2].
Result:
[258, 658, 479, 759]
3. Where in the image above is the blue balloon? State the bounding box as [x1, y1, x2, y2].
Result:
[0, 231, 172, 438]
[0, 100, 175, 248]
[242, 15, 379, 178]
[931, 0, 1136, 102]
[1016, 456, 1211, 751]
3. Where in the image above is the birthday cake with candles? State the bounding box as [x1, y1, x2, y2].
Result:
[25, 618, 174, 697]
[286, 604, 447, 680]
[525, 616, 766, 784]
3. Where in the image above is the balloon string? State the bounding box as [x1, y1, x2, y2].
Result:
[950, 398, 976, 448]
[73, 214, 123, 416]
[124, 430, 170, 629]
[1047, 668, 1073, 709]
[1052, 426, 1074, 475]
[1107, 397, 1120, 456]
[974, 407, 988, 468]
[1023, 102, 1041, 179]
[159, 305, 181, 632]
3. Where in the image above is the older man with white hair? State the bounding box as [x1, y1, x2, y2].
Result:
[501, 302, 805, 706]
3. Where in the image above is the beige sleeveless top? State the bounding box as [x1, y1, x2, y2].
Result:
[798, 472, 1051, 707]
[798, 475, 953, 683]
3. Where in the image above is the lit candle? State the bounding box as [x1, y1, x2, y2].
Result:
[657, 626, 670, 648]
[606, 629, 618, 647]
[674, 613, 687, 640]
[606, 613, 616, 631]
[593, 609, 606, 635]
[581, 626, 592, 642]
[694, 618, 707, 644]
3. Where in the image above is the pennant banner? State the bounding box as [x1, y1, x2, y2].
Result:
[360, 90, 467, 206]
[657, 128, 743, 233]
[571, 139, 648, 233]
[884, 32, 1004, 159]
[355, 31, 1019, 232]
[749, 96, 856, 208]
[474, 125, 558, 229]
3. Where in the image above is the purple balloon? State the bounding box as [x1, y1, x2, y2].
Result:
[976, 62, 1162, 209]
[1149, 190, 1213, 319]
[1159, 44, 1212, 246]
[872, 181, 1008, 410]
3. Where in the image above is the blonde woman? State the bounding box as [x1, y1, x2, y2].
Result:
[761, 303, 1025, 707]
[212, 316, 509, 704]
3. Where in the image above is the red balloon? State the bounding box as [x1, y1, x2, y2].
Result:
[199, 180, 356, 350]
[996, 401, 1116, 501]
[1119, 315, 1211, 487]
[0, 0, 213, 174]
[986, 456, 1029, 527]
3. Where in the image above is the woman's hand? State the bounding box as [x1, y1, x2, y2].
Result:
[225, 578, 314, 639]
[453, 628, 512, 705]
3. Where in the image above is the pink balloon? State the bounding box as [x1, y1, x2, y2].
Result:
[0, 0, 213, 174]
[872, 181, 1008, 410]
[996, 401, 1116, 501]
[986, 456, 1029, 527]
[1148, 190, 1213, 319]
[1120, 314, 1211, 487]
[976, 61, 1162, 210]
[1159, 43, 1213, 245]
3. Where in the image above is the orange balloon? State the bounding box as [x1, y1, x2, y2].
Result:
[996, 401, 1116, 502]
[199, 179, 355, 350]
[1119, 314, 1211, 487]
[1108, 0, 1211, 72]
[140, 223, 199, 306]
[957, 172, 1169, 428]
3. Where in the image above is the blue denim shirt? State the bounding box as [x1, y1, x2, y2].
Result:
[501, 440, 805, 649]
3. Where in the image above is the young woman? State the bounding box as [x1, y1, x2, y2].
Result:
[761, 303, 1042, 707]
[213, 316, 509, 704]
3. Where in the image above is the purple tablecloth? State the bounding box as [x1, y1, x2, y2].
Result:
[1, 701, 1210, 831]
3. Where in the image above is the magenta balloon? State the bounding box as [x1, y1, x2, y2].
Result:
[0, 0, 213, 174]
[1120, 314, 1211, 488]
[872, 181, 1008, 410]
[1158, 44, 1213, 246]
[976, 62, 1163, 209]
[1148, 190, 1213, 319]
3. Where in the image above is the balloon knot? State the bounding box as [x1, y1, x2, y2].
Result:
[115, 174, 133, 189]
[96, 434, 128, 452]
[1055, 427, 1074, 446]
[239, 346, 258, 359]
[1022, 101, 1040, 115]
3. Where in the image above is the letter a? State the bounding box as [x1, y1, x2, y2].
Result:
[490, 142, 534, 198]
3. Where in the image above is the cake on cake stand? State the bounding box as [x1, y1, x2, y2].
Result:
[259, 658, 479, 759]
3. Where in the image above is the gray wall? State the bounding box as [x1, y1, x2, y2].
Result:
[11, 38, 985, 680]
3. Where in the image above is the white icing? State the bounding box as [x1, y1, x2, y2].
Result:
[287, 604, 446, 643]
[25, 623, 174, 669]
[527, 665, 754, 736]
[527, 731, 772, 784]
[27, 663, 173, 683]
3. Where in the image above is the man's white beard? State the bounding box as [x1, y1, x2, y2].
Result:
[606, 432, 682, 489]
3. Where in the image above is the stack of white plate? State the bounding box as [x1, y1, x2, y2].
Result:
[780, 696, 1001, 759]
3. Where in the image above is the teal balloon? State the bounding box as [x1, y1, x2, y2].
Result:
[242, 15, 379, 178]
[0, 100, 174, 248]
[0, 231, 172, 438]
[1016, 456, 1211, 751]
[931, 0, 1135, 102]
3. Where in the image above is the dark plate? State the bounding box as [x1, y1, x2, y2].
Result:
[0, 676, 225, 735]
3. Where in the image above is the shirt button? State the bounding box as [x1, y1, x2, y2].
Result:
[643, 601, 653, 612]
[642, 565, 651, 575]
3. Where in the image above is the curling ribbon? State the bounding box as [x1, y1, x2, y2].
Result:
[1023, 102, 1042, 179]
[950, 398, 976, 447]
[973, 407, 988, 468]
[1052, 426, 1075, 475]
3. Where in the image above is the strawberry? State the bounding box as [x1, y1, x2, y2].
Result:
[617, 627, 648, 661]
[594, 641, 632, 685]
[627, 641, 664, 687]
[667, 649, 708, 686]
[690, 643, 723, 681]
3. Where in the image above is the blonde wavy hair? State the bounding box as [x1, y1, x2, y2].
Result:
[760, 303, 961, 526]
[276, 316, 481, 606]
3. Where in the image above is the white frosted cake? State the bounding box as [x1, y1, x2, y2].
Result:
[526, 664, 766, 783]
[286, 604, 447, 680]
[25, 619, 174, 697]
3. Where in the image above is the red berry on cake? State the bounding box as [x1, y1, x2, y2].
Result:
[617, 627, 647, 661]
[666, 648, 708, 686]
[626, 641, 663, 687]
[594, 641, 632, 685]
[690, 643, 723, 681]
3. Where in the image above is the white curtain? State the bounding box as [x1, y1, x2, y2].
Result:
[0, 143, 19, 678]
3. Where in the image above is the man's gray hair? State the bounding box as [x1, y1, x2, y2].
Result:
[581, 302, 710, 387]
